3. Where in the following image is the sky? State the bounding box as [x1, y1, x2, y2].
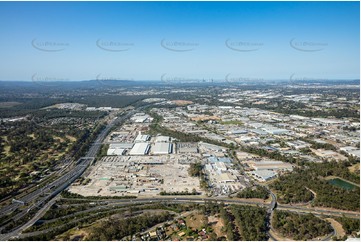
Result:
[0, 1, 359, 82]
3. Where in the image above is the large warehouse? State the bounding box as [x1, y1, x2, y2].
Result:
[151, 143, 172, 155]
[129, 143, 150, 155]
[134, 133, 150, 143]
[177, 142, 198, 153]
[107, 148, 125, 156]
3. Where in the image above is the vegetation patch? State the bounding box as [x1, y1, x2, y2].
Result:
[270, 162, 360, 210]
[272, 210, 333, 240]
[236, 185, 269, 200]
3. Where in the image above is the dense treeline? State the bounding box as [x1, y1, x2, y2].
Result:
[272, 210, 333, 240]
[219, 205, 239, 240]
[0, 93, 148, 118]
[307, 161, 359, 184]
[61, 190, 136, 200]
[335, 217, 360, 236]
[188, 162, 203, 177]
[270, 162, 360, 210]
[237, 186, 269, 200]
[159, 190, 198, 196]
[247, 98, 359, 119]
[230, 205, 268, 240]
[33, 109, 107, 120]
[88, 212, 174, 240]
[270, 170, 314, 204]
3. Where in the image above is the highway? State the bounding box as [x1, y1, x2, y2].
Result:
[0, 107, 142, 239]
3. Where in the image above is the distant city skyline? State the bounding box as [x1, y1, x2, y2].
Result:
[0, 1, 359, 81]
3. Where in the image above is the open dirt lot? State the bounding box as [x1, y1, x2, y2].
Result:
[69, 154, 201, 197]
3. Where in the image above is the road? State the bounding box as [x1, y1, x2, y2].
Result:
[9, 194, 352, 241]
[0, 196, 59, 241]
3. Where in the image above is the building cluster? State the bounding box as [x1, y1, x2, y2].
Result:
[70, 87, 359, 198]
[151, 100, 359, 165]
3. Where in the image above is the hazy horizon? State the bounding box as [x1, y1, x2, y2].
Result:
[0, 1, 359, 81]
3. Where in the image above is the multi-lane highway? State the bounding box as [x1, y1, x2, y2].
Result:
[0, 107, 142, 239]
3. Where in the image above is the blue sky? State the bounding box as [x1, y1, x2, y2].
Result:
[0, 1, 359, 81]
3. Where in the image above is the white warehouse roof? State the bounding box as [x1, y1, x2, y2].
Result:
[129, 143, 150, 155]
[155, 136, 170, 143]
[151, 143, 172, 155]
[109, 143, 134, 149]
[107, 148, 125, 156]
[135, 134, 150, 142]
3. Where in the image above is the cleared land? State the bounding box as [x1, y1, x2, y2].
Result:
[69, 154, 201, 197]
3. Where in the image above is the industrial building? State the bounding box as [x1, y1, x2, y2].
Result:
[286, 140, 311, 150]
[151, 143, 173, 155]
[107, 148, 125, 156]
[130, 113, 152, 123]
[207, 156, 232, 163]
[109, 143, 134, 149]
[106, 143, 131, 156]
[251, 170, 277, 182]
[248, 160, 294, 172]
[177, 142, 198, 153]
[129, 143, 150, 155]
[217, 173, 237, 183]
[340, 146, 360, 158]
[198, 142, 224, 152]
[312, 149, 348, 161]
[155, 136, 171, 143]
[134, 133, 150, 143]
[213, 162, 227, 171]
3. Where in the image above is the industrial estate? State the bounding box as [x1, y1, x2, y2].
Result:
[0, 1, 359, 241]
[0, 80, 359, 241]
